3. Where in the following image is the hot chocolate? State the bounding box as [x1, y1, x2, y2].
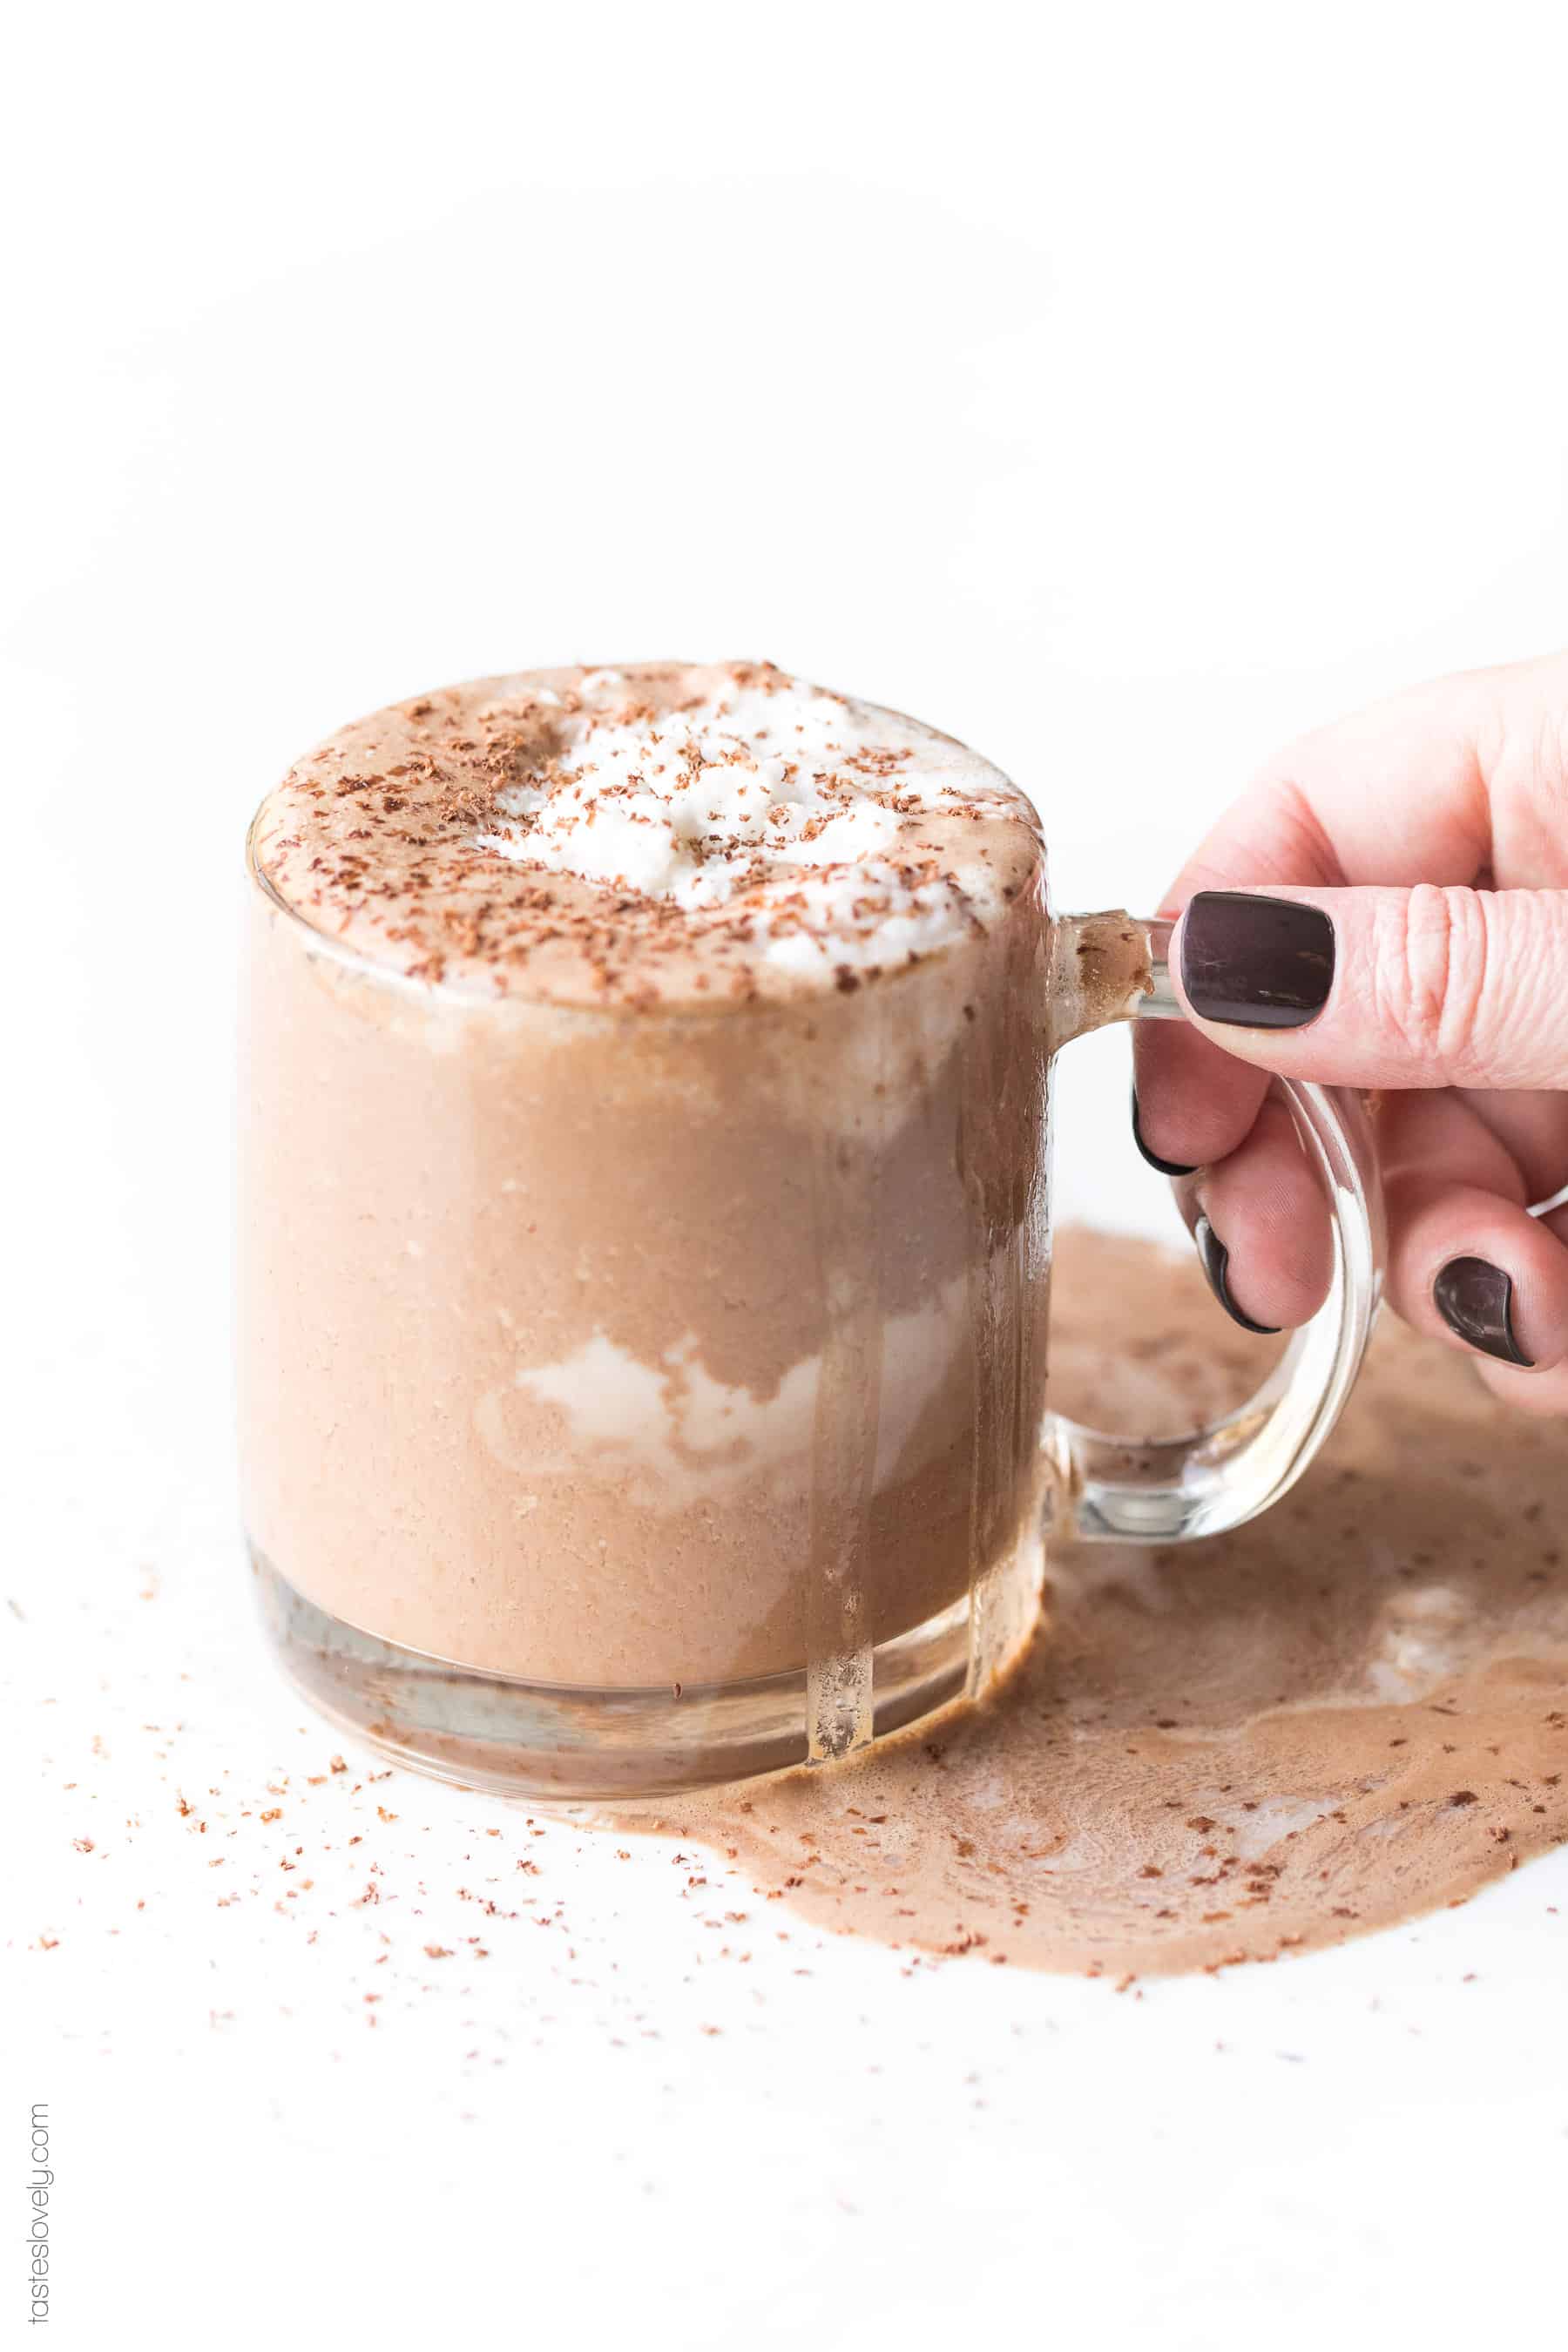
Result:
[238, 660, 1378, 1795]
[240, 664, 1073, 1782]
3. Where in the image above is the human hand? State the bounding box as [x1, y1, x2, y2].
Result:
[1132, 650, 1568, 1411]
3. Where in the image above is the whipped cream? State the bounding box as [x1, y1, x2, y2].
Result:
[476, 670, 1021, 971]
[254, 660, 1045, 1003]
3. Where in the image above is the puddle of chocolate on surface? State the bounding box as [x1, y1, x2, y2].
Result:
[611, 1229, 1568, 1977]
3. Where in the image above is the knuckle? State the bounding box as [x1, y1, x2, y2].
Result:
[1541, 700, 1568, 804]
[1182, 773, 1343, 898]
[1369, 885, 1491, 1078]
[1487, 668, 1568, 835]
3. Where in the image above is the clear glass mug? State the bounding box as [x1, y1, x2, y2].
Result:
[240, 828, 1382, 1799]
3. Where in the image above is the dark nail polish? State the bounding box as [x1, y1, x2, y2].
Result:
[1131, 1087, 1197, 1178]
[1433, 1256, 1534, 1368]
[1180, 890, 1335, 1030]
[1194, 1214, 1281, 1336]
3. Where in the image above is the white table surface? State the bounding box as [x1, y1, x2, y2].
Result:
[7, 7, 1568, 2342]
[12, 1015, 1568, 2351]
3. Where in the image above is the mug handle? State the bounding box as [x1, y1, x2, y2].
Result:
[1046, 913, 1384, 1543]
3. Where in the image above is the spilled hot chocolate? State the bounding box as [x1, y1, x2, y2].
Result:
[624, 1230, 1568, 1976]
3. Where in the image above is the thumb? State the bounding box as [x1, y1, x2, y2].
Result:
[1173, 884, 1568, 1091]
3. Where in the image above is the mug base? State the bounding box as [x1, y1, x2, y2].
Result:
[249, 1538, 1041, 1799]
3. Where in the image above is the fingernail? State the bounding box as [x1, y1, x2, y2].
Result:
[1434, 1256, 1534, 1368]
[1194, 1214, 1281, 1336]
[1180, 891, 1335, 1030]
[1131, 1087, 1197, 1178]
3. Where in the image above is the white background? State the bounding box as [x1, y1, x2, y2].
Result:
[5, 3, 1568, 2346]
